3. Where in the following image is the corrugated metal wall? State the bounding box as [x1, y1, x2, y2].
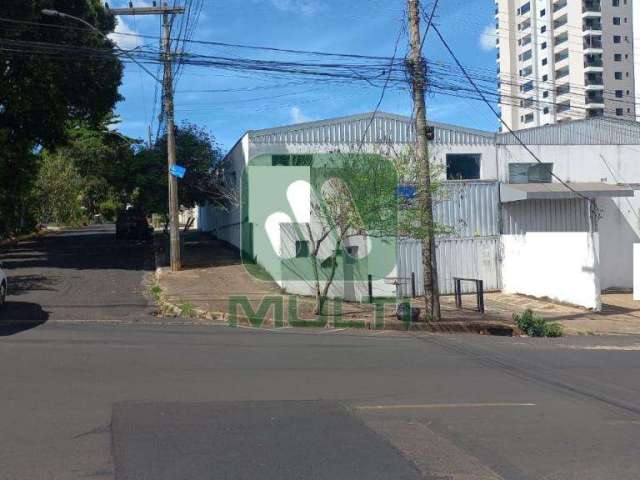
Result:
[435, 181, 501, 237]
[502, 199, 591, 234]
[398, 238, 502, 295]
[399, 181, 502, 295]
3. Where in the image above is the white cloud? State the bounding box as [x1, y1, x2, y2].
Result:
[479, 25, 496, 51]
[266, 0, 322, 15]
[290, 106, 311, 124]
[108, 18, 143, 50]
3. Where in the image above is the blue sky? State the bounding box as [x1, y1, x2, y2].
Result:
[108, 0, 498, 150]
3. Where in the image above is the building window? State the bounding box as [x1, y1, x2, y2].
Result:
[614, 53, 622, 61]
[613, 17, 621, 25]
[295, 240, 310, 258]
[446, 154, 481, 180]
[615, 71, 623, 79]
[521, 80, 534, 92]
[616, 108, 624, 116]
[272, 154, 313, 166]
[614, 35, 621, 43]
[509, 163, 554, 184]
[616, 90, 624, 98]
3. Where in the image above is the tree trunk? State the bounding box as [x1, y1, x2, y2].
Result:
[407, 0, 441, 321]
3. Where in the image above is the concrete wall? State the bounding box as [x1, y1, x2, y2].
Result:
[502, 232, 601, 310]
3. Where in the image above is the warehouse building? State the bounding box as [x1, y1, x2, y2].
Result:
[198, 112, 640, 310]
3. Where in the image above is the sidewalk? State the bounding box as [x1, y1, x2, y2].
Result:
[155, 232, 640, 335]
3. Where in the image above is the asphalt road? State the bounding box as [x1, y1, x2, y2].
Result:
[0, 225, 156, 328]
[1, 227, 640, 479]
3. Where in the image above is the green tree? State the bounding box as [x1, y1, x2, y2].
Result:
[133, 122, 230, 219]
[61, 115, 137, 219]
[0, 0, 122, 236]
[35, 151, 85, 226]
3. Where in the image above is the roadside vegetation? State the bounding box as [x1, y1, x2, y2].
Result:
[514, 309, 564, 337]
[1, 2, 233, 241]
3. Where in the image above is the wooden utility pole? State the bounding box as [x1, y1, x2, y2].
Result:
[109, 3, 185, 272]
[407, 0, 441, 321]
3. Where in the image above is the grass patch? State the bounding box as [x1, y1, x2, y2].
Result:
[149, 284, 162, 301]
[179, 301, 195, 318]
[514, 309, 564, 337]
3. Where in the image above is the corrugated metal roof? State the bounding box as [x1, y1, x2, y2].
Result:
[496, 117, 640, 145]
[248, 112, 496, 146]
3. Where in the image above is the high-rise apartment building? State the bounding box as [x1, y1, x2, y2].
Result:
[496, 0, 640, 130]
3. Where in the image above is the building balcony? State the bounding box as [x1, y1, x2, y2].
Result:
[584, 65, 604, 73]
[583, 0, 601, 15]
[584, 55, 603, 73]
[553, 0, 568, 14]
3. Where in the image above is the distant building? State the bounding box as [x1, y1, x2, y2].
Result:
[495, 0, 640, 130]
[198, 112, 640, 310]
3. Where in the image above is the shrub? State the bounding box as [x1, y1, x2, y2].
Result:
[513, 309, 563, 337]
[543, 322, 564, 338]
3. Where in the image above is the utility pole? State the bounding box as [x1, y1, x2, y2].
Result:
[109, 3, 185, 272]
[407, 0, 441, 321]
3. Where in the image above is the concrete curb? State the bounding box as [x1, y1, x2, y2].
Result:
[150, 269, 517, 335]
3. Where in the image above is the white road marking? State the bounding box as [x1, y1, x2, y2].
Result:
[357, 403, 537, 411]
[565, 344, 640, 351]
[320, 328, 348, 334]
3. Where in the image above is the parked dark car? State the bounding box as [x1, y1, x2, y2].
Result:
[115, 209, 153, 242]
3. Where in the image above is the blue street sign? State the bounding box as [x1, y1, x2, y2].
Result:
[396, 185, 417, 199]
[170, 165, 186, 179]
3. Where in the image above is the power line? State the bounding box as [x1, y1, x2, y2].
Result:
[431, 22, 593, 204]
[357, 21, 405, 152]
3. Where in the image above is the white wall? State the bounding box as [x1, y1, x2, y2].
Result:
[198, 135, 249, 249]
[497, 143, 640, 290]
[502, 232, 601, 310]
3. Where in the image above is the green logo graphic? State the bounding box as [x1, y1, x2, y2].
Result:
[240, 153, 399, 295]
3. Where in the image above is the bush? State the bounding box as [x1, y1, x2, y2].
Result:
[514, 309, 563, 337]
[543, 322, 564, 338]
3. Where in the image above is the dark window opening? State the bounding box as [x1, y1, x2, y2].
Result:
[446, 154, 481, 180]
[509, 163, 553, 183]
[295, 240, 309, 258]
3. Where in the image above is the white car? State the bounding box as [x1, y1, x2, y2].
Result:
[0, 262, 6, 308]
